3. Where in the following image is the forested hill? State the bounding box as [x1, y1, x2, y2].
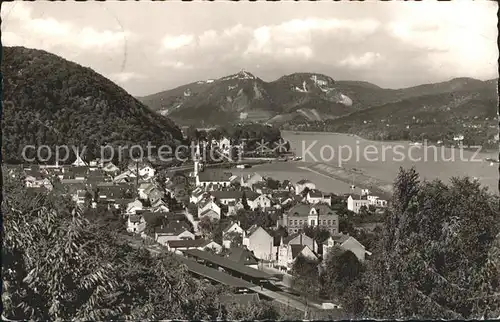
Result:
[2, 46, 184, 164]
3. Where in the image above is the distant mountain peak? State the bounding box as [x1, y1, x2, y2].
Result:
[221, 69, 256, 81]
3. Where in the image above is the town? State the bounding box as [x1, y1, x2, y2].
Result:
[5, 133, 391, 317]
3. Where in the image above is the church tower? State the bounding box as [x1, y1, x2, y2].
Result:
[194, 140, 201, 187]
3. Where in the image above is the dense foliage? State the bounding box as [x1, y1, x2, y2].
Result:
[1, 175, 285, 320]
[334, 167, 500, 319]
[2, 46, 183, 164]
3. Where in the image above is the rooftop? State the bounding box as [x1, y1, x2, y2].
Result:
[198, 170, 232, 182]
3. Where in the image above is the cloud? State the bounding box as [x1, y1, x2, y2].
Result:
[1, 2, 131, 53]
[109, 72, 146, 83]
[161, 60, 194, 70]
[385, 1, 498, 79]
[339, 52, 382, 69]
[161, 34, 194, 50]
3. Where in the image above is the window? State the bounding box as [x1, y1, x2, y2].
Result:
[294, 220, 298, 226]
[323, 220, 327, 225]
[328, 220, 331, 226]
[299, 220, 303, 226]
[311, 220, 315, 226]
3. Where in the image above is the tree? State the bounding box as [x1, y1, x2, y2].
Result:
[290, 255, 321, 317]
[224, 231, 243, 248]
[241, 191, 250, 210]
[2, 176, 226, 320]
[343, 167, 500, 320]
[321, 247, 364, 300]
[266, 178, 280, 190]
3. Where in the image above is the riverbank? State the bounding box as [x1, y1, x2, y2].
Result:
[282, 130, 499, 153]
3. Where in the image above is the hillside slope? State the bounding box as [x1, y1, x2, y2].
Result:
[141, 71, 498, 128]
[2, 46, 183, 163]
[292, 83, 498, 146]
[139, 71, 356, 126]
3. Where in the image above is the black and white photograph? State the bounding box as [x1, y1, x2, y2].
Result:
[1, 0, 499, 320]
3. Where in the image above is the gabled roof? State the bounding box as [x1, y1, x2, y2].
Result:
[244, 191, 261, 201]
[331, 233, 351, 244]
[308, 189, 324, 198]
[198, 170, 232, 182]
[128, 214, 143, 223]
[223, 247, 259, 266]
[155, 220, 191, 235]
[290, 244, 307, 259]
[167, 238, 213, 249]
[222, 221, 242, 234]
[210, 190, 242, 200]
[199, 208, 219, 218]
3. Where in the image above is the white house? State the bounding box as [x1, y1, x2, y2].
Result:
[347, 195, 370, 214]
[294, 179, 316, 195]
[277, 243, 318, 270]
[243, 225, 274, 262]
[247, 193, 272, 210]
[322, 233, 372, 262]
[154, 221, 195, 246]
[197, 198, 221, 218]
[127, 214, 146, 234]
[306, 190, 331, 205]
[190, 187, 206, 204]
[72, 154, 88, 167]
[222, 221, 245, 248]
[240, 172, 264, 189]
[167, 239, 222, 254]
[102, 162, 120, 175]
[126, 199, 143, 215]
[367, 195, 388, 208]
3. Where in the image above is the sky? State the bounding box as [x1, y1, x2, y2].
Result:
[2, 1, 498, 96]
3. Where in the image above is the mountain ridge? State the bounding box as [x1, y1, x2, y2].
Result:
[139, 70, 498, 127]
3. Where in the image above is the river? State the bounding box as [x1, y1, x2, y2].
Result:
[232, 131, 498, 196]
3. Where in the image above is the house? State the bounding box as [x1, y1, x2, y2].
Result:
[190, 187, 207, 204]
[127, 214, 146, 234]
[73, 190, 88, 206]
[283, 204, 339, 234]
[197, 198, 221, 219]
[154, 221, 195, 246]
[294, 179, 316, 195]
[128, 162, 155, 179]
[306, 189, 331, 205]
[102, 162, 120, 175]
[222, 247, 259, 269]
[243, 225, 274, 262]
[290, 245, 318, 265]
[196, 169, 232, 188]
[240, 172, 264, 189]
[126, 199, 143, 215]
[24, 170, 53, 190]
[72, 154, 88, 167]
[147, 186, 165, 204]
[283, 233, 318, 253]
[62, 166, 89, 181]
[246, 192, 271, 210]
[347, 195, 370, 213]
[322, 233, 372, 262]
[222, 221, 245, 248]
[210, 190, 242, 205]
[167, 239, 222, 254]
[151, 199, 170, 213]
[96, 185, 128, 201]
[226, 201, 243, 217]
[138, 182, 154, 200]
[113, 171, 134, 183]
